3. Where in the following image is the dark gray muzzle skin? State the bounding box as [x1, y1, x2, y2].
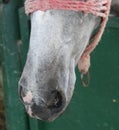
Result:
[18, 10, 100, 121]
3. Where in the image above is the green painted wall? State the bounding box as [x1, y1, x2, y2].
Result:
[0, 1, 29, 130]
[0, 1, 119, 130]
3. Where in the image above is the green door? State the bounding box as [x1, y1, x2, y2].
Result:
[0, 1, 119, 130]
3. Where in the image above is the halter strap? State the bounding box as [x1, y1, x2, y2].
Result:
[78, 0, 111, 74]
[24, 0, 111, 85]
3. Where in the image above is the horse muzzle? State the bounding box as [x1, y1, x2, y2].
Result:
[18, 85, 66, 121]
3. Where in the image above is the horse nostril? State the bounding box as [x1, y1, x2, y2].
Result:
[47, 90, 63, 109]
[18, 85, 25, 102]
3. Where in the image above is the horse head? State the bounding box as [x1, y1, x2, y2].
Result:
[18, 0, 110, 121]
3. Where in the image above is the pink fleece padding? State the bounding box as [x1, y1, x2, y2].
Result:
[25, 0, 108, 17]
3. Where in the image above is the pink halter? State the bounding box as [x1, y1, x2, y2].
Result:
[25, 0, 111, 86]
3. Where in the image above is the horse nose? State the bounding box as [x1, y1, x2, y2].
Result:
[18, 85, 25, 102]
[29, 90, 66, 121]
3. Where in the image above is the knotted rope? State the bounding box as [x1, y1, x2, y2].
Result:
[25, 0, 111, 86]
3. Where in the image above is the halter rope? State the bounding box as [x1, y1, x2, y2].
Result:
[25, 0, 111, 86]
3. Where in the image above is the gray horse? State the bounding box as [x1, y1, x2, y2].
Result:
[18, 0, 117, 121]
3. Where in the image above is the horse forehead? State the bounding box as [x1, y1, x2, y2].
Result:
[28, 11, 99, 70]
[31, 11, 99, 41]
[31, 11, 90, 46]
[31, 10, 85, 35]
